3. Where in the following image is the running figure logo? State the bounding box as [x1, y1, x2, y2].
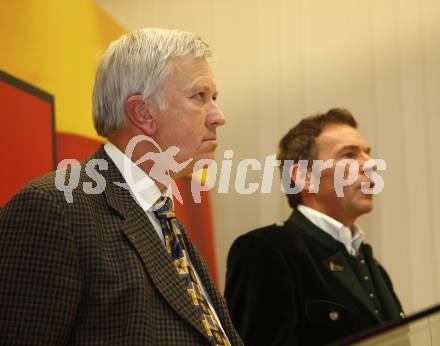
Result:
[119, 135, 193, 208]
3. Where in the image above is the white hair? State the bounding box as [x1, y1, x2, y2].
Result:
[92, 28, 212, 137]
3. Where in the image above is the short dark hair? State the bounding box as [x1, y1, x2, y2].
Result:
[277, 108, 358, 209]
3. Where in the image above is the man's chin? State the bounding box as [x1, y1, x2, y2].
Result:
[195, 151, 216, 162]
[358, 199, 374, 214]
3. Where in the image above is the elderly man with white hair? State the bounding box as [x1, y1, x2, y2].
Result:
[0, 28, 243, 346]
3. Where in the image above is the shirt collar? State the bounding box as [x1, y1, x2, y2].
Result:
[297, 204, 365, 256]
[104, 141, 171, 212]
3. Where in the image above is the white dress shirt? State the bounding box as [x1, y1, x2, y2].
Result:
[103, 141, 227, 335]
[104, 141, 168, 242]
[297, 204, 365, 256]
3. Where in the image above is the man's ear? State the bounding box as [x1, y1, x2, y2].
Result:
[290, 163, 311, 192]
[124, 95, 157, 136]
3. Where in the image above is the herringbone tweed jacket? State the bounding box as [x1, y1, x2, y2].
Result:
[0, 146, 243, 346]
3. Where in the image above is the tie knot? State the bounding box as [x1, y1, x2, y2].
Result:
[153, 196, 175, 220]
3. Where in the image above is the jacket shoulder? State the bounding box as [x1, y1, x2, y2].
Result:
[233, 220, 304, 246]
[228, 221, 302, 261]
[2, 148, 108, 214]
[239, 221, 290, 239]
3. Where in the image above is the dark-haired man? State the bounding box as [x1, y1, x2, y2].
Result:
[225, 108, 403, 346]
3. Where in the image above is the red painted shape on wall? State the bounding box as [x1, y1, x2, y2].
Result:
[56, 132, 103, 163]
[0, 71, 55, 206]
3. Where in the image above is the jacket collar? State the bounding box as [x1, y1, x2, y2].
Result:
[287, 209, 340, 252]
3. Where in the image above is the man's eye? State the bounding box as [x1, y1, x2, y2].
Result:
[343, 151, 356, 158]
[193, 92, 205, 100]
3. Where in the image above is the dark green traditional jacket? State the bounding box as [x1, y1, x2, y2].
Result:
[225, 210, 403, 346]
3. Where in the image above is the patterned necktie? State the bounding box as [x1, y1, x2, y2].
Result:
[154, 197, 231, 346]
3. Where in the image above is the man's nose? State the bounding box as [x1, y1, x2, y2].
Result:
[360, 154, 377, 174]
[206, 101, 226, 128]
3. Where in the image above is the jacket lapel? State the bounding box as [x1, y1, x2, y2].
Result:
[288, 210, 382, 322]
[182, 228, 240, 342]
[322, 253, 381, 322]
[363, 245, 402, 321]
[94, 147, 209, 340]
[120, 208, 209, 337]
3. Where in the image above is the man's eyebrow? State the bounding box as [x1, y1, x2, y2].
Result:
[338, 145, 372, 154]
[193, 78, 217, 89]
[186, 80, 218, 96]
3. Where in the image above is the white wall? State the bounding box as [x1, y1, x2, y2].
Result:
[97, 0, 440, 314]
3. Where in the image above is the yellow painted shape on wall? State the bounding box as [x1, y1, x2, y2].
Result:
[0, 0, 126, 140]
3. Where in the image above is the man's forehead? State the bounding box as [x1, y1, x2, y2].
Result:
[166, 55, 215, 86]
[167, 55, 210, 73]
[316, 124, 368, 150]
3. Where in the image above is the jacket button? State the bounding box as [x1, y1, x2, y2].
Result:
[329, 311, 339, 321]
